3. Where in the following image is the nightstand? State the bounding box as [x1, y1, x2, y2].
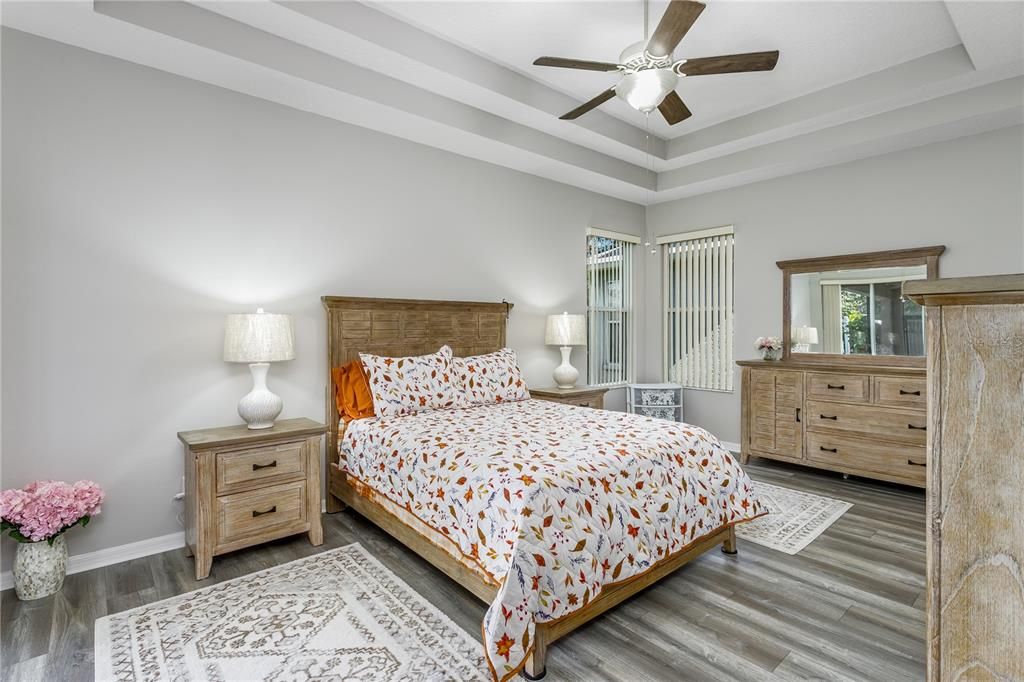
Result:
[177, 417, 326, 580]
[530, 386, 609, 409]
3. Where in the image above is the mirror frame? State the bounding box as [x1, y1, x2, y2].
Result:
[778, 245, 945, 367]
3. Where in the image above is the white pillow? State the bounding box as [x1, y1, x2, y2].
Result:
[360, 345, 466, 418]
[452, 348, 530, 406]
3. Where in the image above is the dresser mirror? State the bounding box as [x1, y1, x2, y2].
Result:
[778, 246, 945, 365]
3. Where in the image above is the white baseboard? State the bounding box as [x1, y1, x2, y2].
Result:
[721, 440, 741, 454]
[2, 498, 332, 592]
[1, 531, 185, 592]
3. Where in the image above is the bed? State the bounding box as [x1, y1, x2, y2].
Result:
[323, 296, 765, 681]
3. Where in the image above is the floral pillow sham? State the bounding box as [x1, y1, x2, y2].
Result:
[359, 345, 466, 419]
[451, 348, 530, 406]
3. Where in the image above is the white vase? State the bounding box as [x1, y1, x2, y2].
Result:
[13, 535, 68, 600]
[552, 346, 579, 388]
[238, 362, 283, 429]
[761, 348, 781, 361]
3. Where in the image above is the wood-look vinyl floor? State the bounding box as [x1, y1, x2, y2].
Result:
[1, 460, 926, 681]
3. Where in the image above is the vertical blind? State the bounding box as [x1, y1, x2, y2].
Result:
[660, 226, 735, 391]
[586, 228, 637, 386]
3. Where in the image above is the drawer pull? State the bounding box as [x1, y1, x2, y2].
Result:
[907, 459, 926, 467]
[908, 424, 927, 431]
[796, 408, 801, 423]
[820, 414, 838, 420]
[252, 460, 277, 471]
[826, 384, 845, 390]
[819, 446, 838, 453]
[252, 506, 277, 517]
[899, 389, 922, 396]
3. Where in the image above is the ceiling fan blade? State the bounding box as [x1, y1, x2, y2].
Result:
[658, 91, 692, 125]
[559, 88, 617, 120]
[677, 51, 780, 76]
[533, 57, 621, 72]
[647, 0, 706, 58]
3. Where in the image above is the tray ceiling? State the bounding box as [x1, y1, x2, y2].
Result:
[3, 0, 1022, 204]
[377, 1, 965, 137]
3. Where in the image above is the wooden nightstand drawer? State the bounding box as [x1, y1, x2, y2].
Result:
[216, 441, 305, 494]
[217, 480, 307, 544]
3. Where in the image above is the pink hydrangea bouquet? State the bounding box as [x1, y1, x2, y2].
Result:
[0, 480, 104, 545]
[756, 336, 784, 360]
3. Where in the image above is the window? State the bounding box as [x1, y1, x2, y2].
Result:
[660, 226, 735, 391]
[821, 277, 925, 356]
[586, 228, 637, 386]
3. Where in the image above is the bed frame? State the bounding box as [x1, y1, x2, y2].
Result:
[322, 295, 737, 680]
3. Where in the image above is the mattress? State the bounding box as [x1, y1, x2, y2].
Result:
[339, 398, 764, 680]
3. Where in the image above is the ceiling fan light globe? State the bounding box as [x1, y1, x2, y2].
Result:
[616, 69, 679, 113]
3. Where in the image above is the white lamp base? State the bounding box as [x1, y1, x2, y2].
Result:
[552, 346, 579, 389]
[238, 362, 283, 429]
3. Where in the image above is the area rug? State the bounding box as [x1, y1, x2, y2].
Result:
[94, 543, 488, 681]
[736, 481, 853, 555]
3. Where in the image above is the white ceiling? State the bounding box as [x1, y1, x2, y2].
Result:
[378, 1, 964, 136]
[2, 0, 1022, 204]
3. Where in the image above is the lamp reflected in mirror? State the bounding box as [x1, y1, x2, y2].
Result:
[791, 326, 818, 353]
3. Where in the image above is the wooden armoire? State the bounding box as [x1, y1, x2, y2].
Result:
[904, 274, 1024, 680]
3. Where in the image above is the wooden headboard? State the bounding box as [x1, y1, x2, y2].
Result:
[321, 296, 513, 465]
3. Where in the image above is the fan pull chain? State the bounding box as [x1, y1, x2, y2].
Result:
[646, 112, 656, 253]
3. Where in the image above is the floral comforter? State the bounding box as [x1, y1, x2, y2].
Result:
[340, 399, 764, 681]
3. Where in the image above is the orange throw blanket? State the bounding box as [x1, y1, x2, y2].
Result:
[331, 361, 375, 421]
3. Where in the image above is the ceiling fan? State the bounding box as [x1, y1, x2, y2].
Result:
[533, 0, 779, 125]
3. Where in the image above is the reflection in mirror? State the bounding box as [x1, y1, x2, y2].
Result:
[790, 265, 928, 357]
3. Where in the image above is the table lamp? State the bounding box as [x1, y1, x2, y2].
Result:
[545, 312, 586, 388]
[223, 308, 295, 429]
[792, 326, 819, 353]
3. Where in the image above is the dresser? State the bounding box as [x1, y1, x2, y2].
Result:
[178, 418, 326, 580]
[530, 385, 608, 409]
[905, 275, 1024, 680]
[737, 359, 928, 487]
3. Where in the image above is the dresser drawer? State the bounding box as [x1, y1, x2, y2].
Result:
[806, 431, 926, 483]
[873, 376, 927, 408]
[806, 399, 928, 445]
[806, 373, 870, 403]
[216, 441, 306, 493]
[806, 432, 929, 481]
[217, 480, 307, 543]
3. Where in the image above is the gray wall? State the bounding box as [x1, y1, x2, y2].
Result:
[4, 27, 1023, 569]
[643, 124, 1024, 444]
[0, 30, 644, 567]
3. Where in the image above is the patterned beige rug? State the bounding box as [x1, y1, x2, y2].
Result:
[95, 544, 488, 681]
[737, 481, 853, 555]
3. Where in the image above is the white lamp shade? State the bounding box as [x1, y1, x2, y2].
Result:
[223, 311, 295, 363]
[793, 326, 819, 345]
[545, 313, 587, 346]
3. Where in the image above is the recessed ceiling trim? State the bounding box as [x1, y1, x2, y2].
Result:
[270, 0, 669, 159]
[1, 0, 1021, 206]
[92, 0, 656, 190]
